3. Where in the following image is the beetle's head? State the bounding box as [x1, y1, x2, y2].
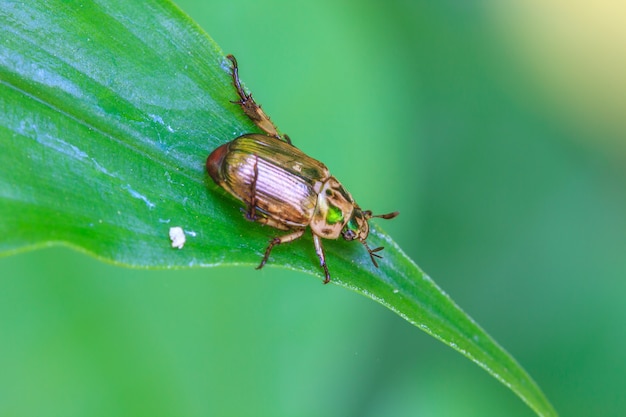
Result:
[341, 209, 399, 268]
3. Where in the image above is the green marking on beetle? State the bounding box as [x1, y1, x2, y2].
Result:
[206, 54, 399, 283]
[326, 204, 344, 225]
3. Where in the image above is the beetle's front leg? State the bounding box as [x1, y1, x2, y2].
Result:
[226, 54, 292, 145]
[256, 229, 305, 271]
[312, 234, 331, 284]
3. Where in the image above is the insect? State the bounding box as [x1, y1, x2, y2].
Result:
[207, 55, 398, 283]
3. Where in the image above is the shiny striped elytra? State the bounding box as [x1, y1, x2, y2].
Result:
[207, 55, 398, 283]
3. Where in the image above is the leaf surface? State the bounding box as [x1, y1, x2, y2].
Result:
[0, 2, 556, 416]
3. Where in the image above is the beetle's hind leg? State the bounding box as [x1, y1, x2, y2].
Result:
[242, 155, 291, 229]
[256, 229, 305, 271]
[226, 55, 292, 145]
[243, 154, 260, 221]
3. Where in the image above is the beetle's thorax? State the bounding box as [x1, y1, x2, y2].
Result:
[310, 176, 364, 240]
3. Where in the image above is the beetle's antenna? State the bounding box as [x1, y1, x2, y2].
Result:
[362, 240, 384, 268]
[363, 210, 399, 220]
[360, 211, 397, 266]
[375, 211, 399, 220]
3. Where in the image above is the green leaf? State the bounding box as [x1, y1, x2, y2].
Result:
[0, 1, 556, 416]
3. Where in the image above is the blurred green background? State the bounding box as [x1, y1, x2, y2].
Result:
[2, 0, 625, 416]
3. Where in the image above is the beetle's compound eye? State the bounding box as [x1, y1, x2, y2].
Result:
[342, 229, 356, 241]
[341, 213, 362, 241]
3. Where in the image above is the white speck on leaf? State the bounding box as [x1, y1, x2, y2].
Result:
[169, 227, 186, 249]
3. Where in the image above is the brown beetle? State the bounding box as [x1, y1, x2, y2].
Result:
[207, 55, 398, 283]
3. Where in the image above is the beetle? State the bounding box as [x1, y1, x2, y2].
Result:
[207, 55, 398, 283]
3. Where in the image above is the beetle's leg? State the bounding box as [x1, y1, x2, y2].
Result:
[312, 234, 331, 284]
[254, 216, 291, 231]
[226, 55, 292, 145]
[257, 229, 305, 271]
[242, 156, 290, 230]
[244, 155, 260, 221]
[362, 240, 384, 268]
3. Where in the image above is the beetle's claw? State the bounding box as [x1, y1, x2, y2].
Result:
[241, 210, 253, 220]
[240, 207, 257, 222]
[257, 237, 281, 270]
[227, 54, 251, 104]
